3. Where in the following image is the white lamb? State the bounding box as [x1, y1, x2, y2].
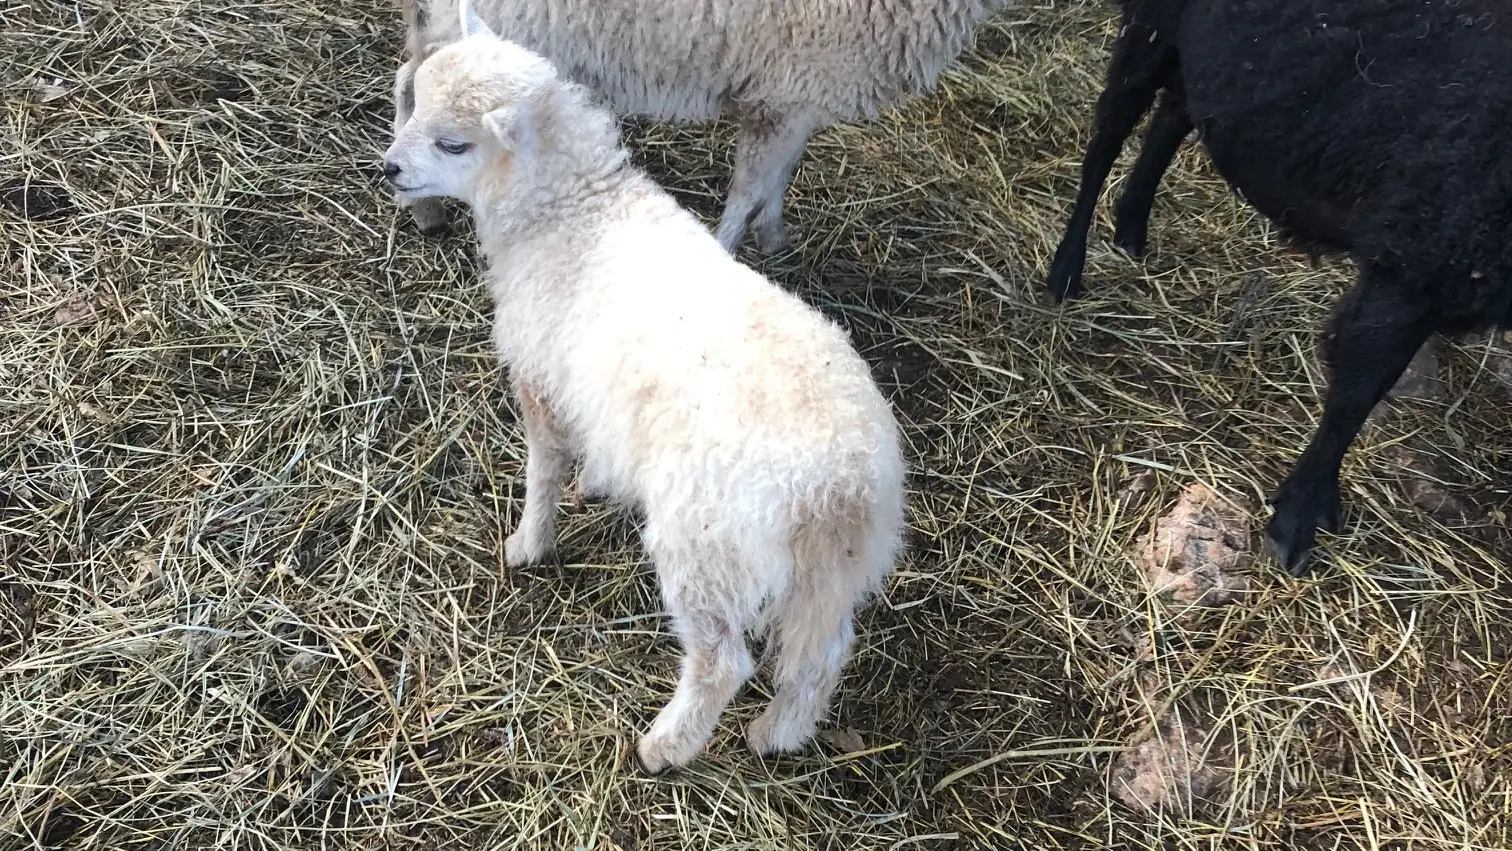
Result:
[383, 5, 907, 773]
[392, 0, 1010, 253]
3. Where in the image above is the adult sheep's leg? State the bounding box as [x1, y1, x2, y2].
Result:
[392, 62, 450, 237]
[1112, 86, 1193, 257]
[715, 107, 815, 254]
[1266, 264, 1433, 576]
[504, 379, 571, 567]
[1046, 28, 1174, 301]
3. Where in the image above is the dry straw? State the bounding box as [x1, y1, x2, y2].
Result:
[2, 0, 1508, 849]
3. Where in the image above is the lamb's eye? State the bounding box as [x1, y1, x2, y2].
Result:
[436, 139, 473, 155]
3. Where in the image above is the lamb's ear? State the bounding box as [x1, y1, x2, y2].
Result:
[482, 101, 536, 154]
[458, 0, 497, 40]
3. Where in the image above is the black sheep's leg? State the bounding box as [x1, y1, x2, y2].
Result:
[1112, 85, 1192, 257]
[1267, 264, 1434, 575]
[1046, 26, 1174, 302]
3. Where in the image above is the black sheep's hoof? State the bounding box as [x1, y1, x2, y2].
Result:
[1113, 223, 1149, 258]
[1112, 199, 1150, 257]
[1265, 512, 1318, 577]
[1265, 480, 1342, 577]
[1046, 243, 1086, 303]
[1315, 491, 1342, 535]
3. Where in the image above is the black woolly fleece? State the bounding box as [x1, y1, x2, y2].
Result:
[1165, 0, 1512, 328]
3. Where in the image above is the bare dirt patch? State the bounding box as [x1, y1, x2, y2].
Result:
[1136, 482, 1252, 608]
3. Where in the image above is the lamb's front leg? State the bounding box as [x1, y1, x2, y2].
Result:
[505, 379, 571, 567]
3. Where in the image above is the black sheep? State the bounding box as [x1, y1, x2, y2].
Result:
[1045, 0, 1512, 575]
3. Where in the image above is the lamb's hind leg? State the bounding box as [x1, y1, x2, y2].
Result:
[747, 517, 886, 756]
[715, 107, 815, 254]
[1266, 263, 1433, 575]
[636, 572, 756, 773]
[393, 61, 450, 236]
[634, 526, 765, 774]
[745, 582, 855, 756]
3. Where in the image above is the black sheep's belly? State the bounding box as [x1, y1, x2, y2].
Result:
[1199, 131, 1356, 256]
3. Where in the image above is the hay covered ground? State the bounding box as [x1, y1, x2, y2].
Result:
[3, 0, 1510, 848]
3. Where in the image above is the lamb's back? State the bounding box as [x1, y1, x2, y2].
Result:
[542, 220, 894, 508]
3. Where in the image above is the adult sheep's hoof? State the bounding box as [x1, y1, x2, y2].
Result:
[407, 197, 451, 238]
[753, 219, 792, 255]
[1265, 479, 1342, 576]
[1113, 220, 1149, 258]
[415, 219, 451, 239]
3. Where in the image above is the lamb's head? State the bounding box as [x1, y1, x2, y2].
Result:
[383, 3, 559, 205]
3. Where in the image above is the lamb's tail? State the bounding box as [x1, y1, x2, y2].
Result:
[746, 477, 904, 754]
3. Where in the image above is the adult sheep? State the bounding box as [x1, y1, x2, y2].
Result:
[390, 0, 1011, 253]
[1044, 0, 1511, 574]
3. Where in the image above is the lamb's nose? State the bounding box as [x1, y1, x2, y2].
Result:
[383, 161, 402, 181]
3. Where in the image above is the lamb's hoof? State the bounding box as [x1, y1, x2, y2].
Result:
[574, 483, 610, 506]
[635, 732, 698, 776]
[1265, 479, 1341, 577]
[504, 530, 552, 568]
[745, 713, 811, 758]
[1045, 243, 1086, 303]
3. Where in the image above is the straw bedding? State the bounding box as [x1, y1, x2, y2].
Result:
[2, 0, 1508, 848]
